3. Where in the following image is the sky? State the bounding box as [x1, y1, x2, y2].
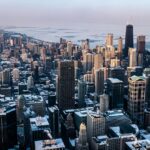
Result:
[0, 0, 150, 27]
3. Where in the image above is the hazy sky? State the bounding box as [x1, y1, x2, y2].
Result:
[0, 0, 150, 26]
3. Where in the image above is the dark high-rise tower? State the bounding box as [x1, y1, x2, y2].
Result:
[124, 24, 134, 58]
[57, 60, 75, 110]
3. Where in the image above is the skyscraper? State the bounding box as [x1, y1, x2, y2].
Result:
[95, 68, 105, 97]
[106, 33, 113, 46]
[78, 79, 86, 107]
[128, 76, 146, 125]
[124, 24, 134, 58]
[94, 53, 103, 72]
[107, 78, 124, 109]
[118, 37, 123, 59]
[57, 60, 75, 110]
[87, 111, 105, 143]
[75, 123, 89, 150]
[137, 35, 145, 66]
[129, 48, 137, 67]
[99, 94, 109, 113]
[67, 41, 73, 57]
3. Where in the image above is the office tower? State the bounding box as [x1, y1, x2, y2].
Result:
[145, 75, 150, 107]
[12, 68, 20, 81]
[124, 24, 134, 58]
[18, 82, 27, 94]
[95, 68, 105, 96]
[83, 53, 94, 72]
[105, 46, 115, 60]
[67, 41, 73, 56]
[48, 106, 59, 138]
[23, 108, 36, 148]
[48, 93, 56, 107]
[81, 39, 90, 50]
[10, 35, 22, 47]
[75, 123, 89, 150]
[83, 73, 94, 83]
[34, 65, 39, 83]
[40, 47, 46, 63]
[27, 76, 34, 90]
[2, 69, 10, 85]
[16, 95, 25, 122]
[32, 99, 45, 117]
[75, 67, 81, 79]
[110, 58, 120, 68]
[137, 35, 145, 66]
[78, 79, 86, 107]
[129, 48, 137, 67]
[109, 67, 125, 82]
[87, 111, 105, 143]
[107, 78, 124, 109]
[106, 33, 113, 46]
[29, 116, 51, 150]
[118, 37, 123, 58]
[57, 61, 75, 110]
[0, 104, 17, 150]
[99, 94, 109, 113]
[94, 53, 103, 72]
[128, 76, 146, 125]
[45, 57, 52, 72]
[61, 113, 76, 147]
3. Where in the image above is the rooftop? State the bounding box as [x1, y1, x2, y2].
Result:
[35, 138, 65, 150]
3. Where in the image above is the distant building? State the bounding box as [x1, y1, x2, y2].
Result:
[118, 37, 123, 58]
[106, 33, 113, 46]
[95, 68, 105, 97]
[137, 35, 145, 66]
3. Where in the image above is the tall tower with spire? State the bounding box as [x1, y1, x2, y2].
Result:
[124, 24, 134, 58]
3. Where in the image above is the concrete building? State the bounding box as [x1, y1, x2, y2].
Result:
[128, 76, 146, 125]
[87, 111, 105, 143]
